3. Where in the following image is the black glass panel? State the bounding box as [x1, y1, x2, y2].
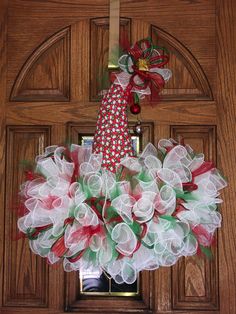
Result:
[110, 278, 138, 293]
[82, 273, 109, 293]
[80, 271, 139, 296]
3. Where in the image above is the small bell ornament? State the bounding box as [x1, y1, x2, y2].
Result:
[130, 103, 141, 115]
[133, 120, 142, 135]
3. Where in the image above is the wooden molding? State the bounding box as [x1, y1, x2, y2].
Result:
[0, 0, 7, 308]
[151, 26, 213, 101]
[216, 0, 236, 312]
[10, 27, 71, 102]
[170, 125, 219, 310]
[3, 126, 51, 307]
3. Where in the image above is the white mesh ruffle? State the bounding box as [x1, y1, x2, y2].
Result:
[18, 139, 227, 285]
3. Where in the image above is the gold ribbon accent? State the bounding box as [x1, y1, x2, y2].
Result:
[137, 59, 150, 71]
[108, 0, 120, 69]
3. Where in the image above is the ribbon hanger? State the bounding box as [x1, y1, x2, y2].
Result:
[108, 0, 120, 69]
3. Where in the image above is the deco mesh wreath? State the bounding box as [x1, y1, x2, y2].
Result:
[17, 38, 227, 285]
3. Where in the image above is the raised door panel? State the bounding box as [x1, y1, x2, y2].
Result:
[10, 28, 70, 102]
[151, 27, 213, 101]
[170, 125, 219, 311]
[3, 126, 51, 308]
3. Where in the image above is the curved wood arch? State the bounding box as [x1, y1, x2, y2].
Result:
[10, 20, 212, 103]
[151, 25, 213, 100]
[90, 18, 213, 101]
[10, 27, 70, 102]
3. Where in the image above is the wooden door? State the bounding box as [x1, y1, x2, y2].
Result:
[0, 1, 235, 313]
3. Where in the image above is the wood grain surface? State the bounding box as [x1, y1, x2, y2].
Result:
[216, 0, 236, 313]
[0, 0, 235, 313]
[0, 0, 7, 309]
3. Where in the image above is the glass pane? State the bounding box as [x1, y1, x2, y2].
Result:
[110, 278, 138, 293]
[131, 135, 140, 155]
[80, 270, 139, 296]
[80, 270, 109, 293]
[81, 136, 94, 146]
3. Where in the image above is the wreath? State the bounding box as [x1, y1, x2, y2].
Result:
[17, 38, 227, 285]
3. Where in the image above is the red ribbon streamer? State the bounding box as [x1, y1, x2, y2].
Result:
[192, 161, 215, 178]
[183, 161, 215, 192]
[192, 224, 213, 246]
[51, 236, 67, 257]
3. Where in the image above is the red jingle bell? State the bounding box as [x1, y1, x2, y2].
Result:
[130, 103, 141, 115]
